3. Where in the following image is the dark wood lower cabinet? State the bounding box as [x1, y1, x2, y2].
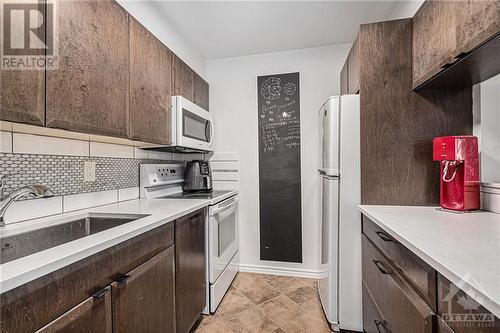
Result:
[362, 282, 392, 333]
[175, 209, 206, 333]
[112, 246, 175, 333]
[35, 287, 112, 333]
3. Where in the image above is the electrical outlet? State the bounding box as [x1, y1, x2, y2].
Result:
[84, 161, 96, 182]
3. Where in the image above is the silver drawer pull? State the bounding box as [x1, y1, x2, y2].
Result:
[375, 231, 392, 242]
[373, 260, 390, 275]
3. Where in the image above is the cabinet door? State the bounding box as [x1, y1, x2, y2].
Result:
[175, 209, 206, 333]
[340, 61, 348, 95]
[172, 54, 194, 102]
[112, 246, 175, 333]
[36, 287, 112, 333]
[412, 0, 459, 88]
[46, 0, 129, 137]
[193, 73, 209, 111]
[129, 18, 172, 144]
[0, 0, 45, 126]
[347, 35, 359, 94]
[456, 0, 500, 55]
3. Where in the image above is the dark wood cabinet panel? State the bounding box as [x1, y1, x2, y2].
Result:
[46, 0, 129, 137]
[36, 288, 112, 333]
[412, 0, 458, 88]
[437, 315, 456, 333]
[362, 235, 434, 333]
[340, 61, 348, 95]
[347, 35, 359, 94]
[359, 19, 472, 206]
[0, 223, 172, 333]
[172, 54, 194, 102]
[437, 274, 500, 333]
[456, 0, 500, 56]
[0, 0, 45, 126]
[129, 18, 172, 144]
[193, 72, 210, 111]
[362, 215, 437, 311]
[112, 246, 175, 333]
[175, 209, 206, 333]
[362, 282, 392, 333]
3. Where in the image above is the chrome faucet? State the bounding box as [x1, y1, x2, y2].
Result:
[0, 175, 55, 227]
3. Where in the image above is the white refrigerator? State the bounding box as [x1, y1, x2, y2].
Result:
[318, 95, 362, 332]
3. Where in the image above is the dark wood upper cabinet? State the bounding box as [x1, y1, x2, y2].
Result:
[340, 61, 348, 95]
[412, 0, 458, 88]
[0, 0, 45, 126]
[36, 288, 112, 333]
[455, 0, 500, 55]
[413, 0, 500, 89]
[46, 0, 129, 138]
[175, 209, 206, 333]
[112, 246, 175, 333]
[347, 35, 360, 94]
[193, 73, 210, 111]
[129, 18, 172, 144]
[172, 54, 194, 102]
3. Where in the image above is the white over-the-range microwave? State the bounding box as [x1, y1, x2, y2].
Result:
[141, 96, 214, 153]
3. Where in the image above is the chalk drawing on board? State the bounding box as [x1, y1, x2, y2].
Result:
[261, 77, 282, 100]
[284, 82, 297, 96]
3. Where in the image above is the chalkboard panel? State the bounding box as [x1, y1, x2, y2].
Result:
[258, 72, 302, 263]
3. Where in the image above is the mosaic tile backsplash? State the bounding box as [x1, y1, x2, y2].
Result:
[0, 153, 176, 199]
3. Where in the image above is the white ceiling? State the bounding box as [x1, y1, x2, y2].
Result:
[151, 1, 400, 60]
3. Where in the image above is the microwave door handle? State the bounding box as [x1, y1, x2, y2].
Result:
[209, 119, 214, 144]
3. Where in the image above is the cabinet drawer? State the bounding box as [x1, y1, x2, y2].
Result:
[362, 215, 437, 311]
[362, 235, 434, 333]
[437, 273, 500, 333]
[363, 282, 392, 333]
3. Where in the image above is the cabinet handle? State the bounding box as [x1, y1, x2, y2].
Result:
[374, 320, 388, 333]
[372, 260, 390, 275]
[375, 231, 392, 242]
[92, 286, 111, 299]
[116, 274, 131, 284]
[454, 51, 471, 60]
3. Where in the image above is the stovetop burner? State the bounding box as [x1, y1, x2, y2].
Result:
[157, 190, 233, 200]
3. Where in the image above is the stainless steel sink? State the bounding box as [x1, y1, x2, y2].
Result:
[0, 213, 149, 264]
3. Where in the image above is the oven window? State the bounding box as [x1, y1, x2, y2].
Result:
[218, 210, 236, 256]
[183, 109, 209, 142]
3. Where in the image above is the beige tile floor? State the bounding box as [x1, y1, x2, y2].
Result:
[193, 273, 332, 333]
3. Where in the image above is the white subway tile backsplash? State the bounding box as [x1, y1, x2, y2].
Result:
[63, 190, 118, 213]
[118, 187, 140, 202]
[90, 142, 134, 159]
[13, 133, 89, 156]
[1, 131, 12, 153]
[3, 196, 63, 224]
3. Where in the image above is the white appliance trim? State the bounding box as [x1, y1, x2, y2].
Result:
[238, 263, 323, 279]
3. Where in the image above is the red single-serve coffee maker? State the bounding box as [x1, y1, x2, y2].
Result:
[432, 136, 480, 212]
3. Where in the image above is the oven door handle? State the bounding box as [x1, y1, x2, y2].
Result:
[211, 197, 239, 215]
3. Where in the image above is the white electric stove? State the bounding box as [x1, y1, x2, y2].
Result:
[140, 163, 239, 314]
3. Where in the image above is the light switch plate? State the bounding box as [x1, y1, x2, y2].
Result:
[84, 161, 96, 182]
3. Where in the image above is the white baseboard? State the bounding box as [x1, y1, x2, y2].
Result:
[238, 263, 322, 279]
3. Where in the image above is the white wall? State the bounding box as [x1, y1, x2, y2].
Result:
[207, 44, 351, 276]
[388, 0, 424, 19]
[473, 74, 500, 183]
[117, 0, 207, 78]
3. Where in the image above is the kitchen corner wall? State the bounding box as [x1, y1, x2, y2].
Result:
[0, 129, 203, 224]
[207, 44, 350, 277]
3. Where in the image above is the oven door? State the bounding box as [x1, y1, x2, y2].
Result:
[174, 96, 214, 151]
[209, 195, 238, 283]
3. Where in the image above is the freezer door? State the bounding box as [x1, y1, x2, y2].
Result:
[319, 97, 340, 176]
[318, 175, 339, 326]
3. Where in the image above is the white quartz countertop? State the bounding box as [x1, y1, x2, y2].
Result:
[0, 197, 222, 294]
[359, 205, 500, 318]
